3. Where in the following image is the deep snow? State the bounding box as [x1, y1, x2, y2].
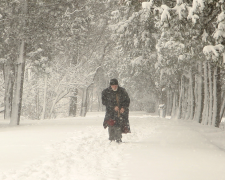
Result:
[0, 112, 225, 180]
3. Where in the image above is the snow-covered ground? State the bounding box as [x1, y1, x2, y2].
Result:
[0, 112, 225, 180]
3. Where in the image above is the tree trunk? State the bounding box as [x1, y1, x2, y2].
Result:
[220, 96, 225, 120]
[10, 41, 26, 125]
[178, 76, 184, 119]
[41, 74, 48, 120]
[220, 93, 225, 121]
[89, 87, 94, 112]
[98, 92, 102, 111]
[166, 89, 172, 116]
[185, 79, 191, 120]
[171, 92, 177, 118]
[183, 85, 189, 119]
[189, 69, 195, 120]
[213, 66, 222, 127]
[10, 0, 27, 125]
[208, 62, 213, 125]
[69, 89, 78, 117]
[36, 87, 39, 119]
[80, 87, 88, 117]
[202, 61, 209, 125]
[86, 87, 91, 112]
[3, 63, 14, 120]
[194, 61, 203, 123]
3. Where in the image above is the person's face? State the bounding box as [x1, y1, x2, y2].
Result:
[111, 85, 118, 91]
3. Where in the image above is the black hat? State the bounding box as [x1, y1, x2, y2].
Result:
[110, 79, 118, 85]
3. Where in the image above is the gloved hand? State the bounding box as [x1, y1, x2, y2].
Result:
[120, 107, 125, 114]
[103, 122, 108, 129]
[114, 106, 119, 112]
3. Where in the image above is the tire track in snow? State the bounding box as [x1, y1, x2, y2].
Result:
[0, 117, 159, 180]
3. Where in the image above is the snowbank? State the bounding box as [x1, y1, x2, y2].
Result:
[0, 112, 225, 180]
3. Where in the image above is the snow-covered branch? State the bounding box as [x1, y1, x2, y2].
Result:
[203, 44, 224, 59]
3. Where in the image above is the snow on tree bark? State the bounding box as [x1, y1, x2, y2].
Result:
[171, 91, 179, 118]
[214, 66, 222, 127]
[178, 75, 184, 119]
[3, 63, 14, 120]
[41, 74, 48, 120]
[69, 89, 78, 117]
[10, 40, 26, 126]
[202, 61, 209, 125]
[166, 88, 173, 116]
[208, 62, 213, 125]
[80, 87, 88, 117]
[194, 61, 203, 123]
[186, 69, 194, 120]
[212, 66, 218, 126]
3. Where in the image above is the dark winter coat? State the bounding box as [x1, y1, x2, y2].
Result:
[102, 86, 130, 132]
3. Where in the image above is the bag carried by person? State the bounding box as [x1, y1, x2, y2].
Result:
[116, 93, 131, 133]
[122, 125, 130, 134]
[106, 119, 116, 126]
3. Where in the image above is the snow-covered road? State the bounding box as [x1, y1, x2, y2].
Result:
[0, 112, 225, 180]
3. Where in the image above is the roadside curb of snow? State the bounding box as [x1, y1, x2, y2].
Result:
[168, 117, 225, 153]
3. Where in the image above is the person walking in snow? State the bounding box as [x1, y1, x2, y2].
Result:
[102, 78, 131, 143]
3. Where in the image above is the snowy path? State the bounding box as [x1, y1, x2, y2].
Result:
[0, 112, 225, 180]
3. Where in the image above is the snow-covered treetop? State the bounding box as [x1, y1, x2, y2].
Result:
[141, 0, 225, 61]
[142, 0, 154, 10]
[142, 0, 218, 26]
[205, 10, 225, 59]
[217, 11, 225, 24]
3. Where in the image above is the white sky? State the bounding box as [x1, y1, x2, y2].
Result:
[0, 112, 225, 180]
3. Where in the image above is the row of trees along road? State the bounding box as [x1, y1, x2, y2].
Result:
[1, 0, 225, 128]
[0, 0, 114, 125]
[110, 0, 225, 128]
